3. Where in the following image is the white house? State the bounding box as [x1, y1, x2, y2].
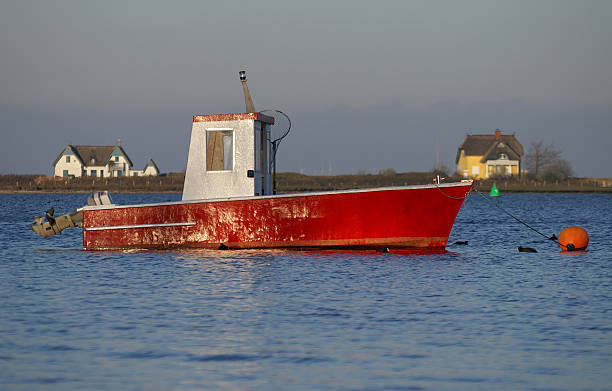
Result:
[141, 159, 160, 176]
[53, 141, 159, 178]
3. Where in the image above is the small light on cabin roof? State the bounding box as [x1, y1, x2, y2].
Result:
[239, 70, 246, 81]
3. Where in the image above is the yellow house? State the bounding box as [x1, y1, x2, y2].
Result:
[456, 129, 523, 179]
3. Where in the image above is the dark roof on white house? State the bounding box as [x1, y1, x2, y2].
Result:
[53, 143, 134, 167]
[144, 159, 159, 172]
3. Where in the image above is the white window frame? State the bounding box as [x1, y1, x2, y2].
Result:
[205, 128, 234, 172]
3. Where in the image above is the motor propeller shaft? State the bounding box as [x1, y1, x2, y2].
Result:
[31, 209, 83, 238]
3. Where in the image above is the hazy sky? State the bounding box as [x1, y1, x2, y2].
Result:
[2, 0, 611, 177]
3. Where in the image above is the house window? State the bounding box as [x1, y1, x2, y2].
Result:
[63, 170, 69, 177]
[206, 129, 233, 171]
[115, 156, 119, 162]
[499, 153, 508, 160]
[471, 166, 480, 176]
[117, 170, 123, 177]
[90, 170, 97, 177]
[100, 170, 104, 177]
[82, 170, 87, 177]
[66, 156, 70, 163]
[133, 172, 138, 177]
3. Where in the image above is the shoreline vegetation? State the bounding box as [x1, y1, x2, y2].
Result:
[1, 173, 611, 194]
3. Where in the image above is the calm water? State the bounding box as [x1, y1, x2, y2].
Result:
[0, 192, 611, 391]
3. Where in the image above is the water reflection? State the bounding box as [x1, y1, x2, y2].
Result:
[2, 193, 611, 390]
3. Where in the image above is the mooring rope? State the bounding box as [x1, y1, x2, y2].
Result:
[471, 188, 565, 248]
[435, 184, 468, 201]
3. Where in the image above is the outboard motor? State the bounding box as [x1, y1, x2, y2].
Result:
[30, 191, 113, 238]
[30, 208, 83, 238]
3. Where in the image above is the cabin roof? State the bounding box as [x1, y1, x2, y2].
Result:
[193, 112, 275, 124]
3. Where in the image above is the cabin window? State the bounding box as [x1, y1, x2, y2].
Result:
[206, 129, 233, 171]
[66, 156, 70, 163]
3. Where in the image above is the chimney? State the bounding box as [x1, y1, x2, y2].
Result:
[239, 70, 255, 113]
[495, 129, 501, 139]
[117, 139, 122, 147]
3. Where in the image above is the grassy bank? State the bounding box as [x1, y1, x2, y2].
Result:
[472, 178, 612, 193]
[1, 173, 611, 193]
[0, 173, 184, 193]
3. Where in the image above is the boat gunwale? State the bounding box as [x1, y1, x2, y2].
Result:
[81, 181, 473, 212]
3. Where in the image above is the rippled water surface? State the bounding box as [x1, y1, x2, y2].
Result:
[1, 192, 611, 390]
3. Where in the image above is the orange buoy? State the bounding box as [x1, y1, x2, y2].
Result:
[558, 226, 589, 251]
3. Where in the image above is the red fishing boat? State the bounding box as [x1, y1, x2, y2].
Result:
[32, 72, 473, 250]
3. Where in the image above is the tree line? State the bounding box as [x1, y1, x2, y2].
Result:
[523, 140, 573, 181]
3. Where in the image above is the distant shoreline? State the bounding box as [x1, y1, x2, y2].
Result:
[1, 173, 611, 194]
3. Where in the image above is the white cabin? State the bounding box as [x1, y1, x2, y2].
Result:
[182, 112, 274, 200]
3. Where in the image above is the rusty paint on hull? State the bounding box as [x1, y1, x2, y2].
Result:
[82, 182, 472, 251]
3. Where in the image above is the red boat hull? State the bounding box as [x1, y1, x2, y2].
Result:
[82, 182, 472, 250]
